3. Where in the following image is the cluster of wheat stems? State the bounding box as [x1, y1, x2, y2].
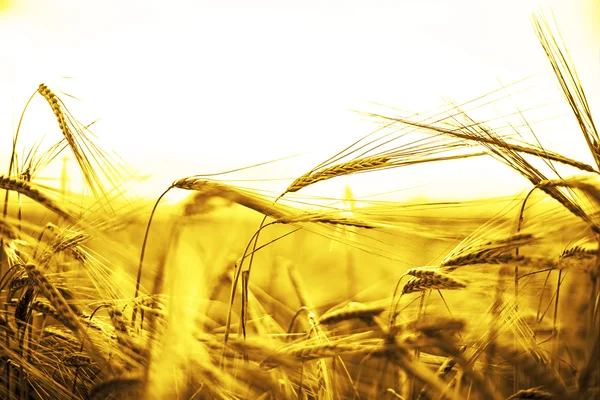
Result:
[0, 12, 598, 400]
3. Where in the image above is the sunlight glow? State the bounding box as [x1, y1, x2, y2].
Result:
[0, 0, 599, 201]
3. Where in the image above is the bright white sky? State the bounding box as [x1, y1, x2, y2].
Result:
[0, 0, 599, 202]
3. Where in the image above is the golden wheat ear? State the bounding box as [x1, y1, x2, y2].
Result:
[401, 275, 466, 294]
[173, 177, 376, 229]
[37, 84, 137, 209]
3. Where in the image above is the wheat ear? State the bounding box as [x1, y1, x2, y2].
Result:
[0, 176, 74, 223]
[402, 275, 466, 294]
[173, 178, 374, 228]
[23, 263, 104, 366]
[286, 155, 391, 193]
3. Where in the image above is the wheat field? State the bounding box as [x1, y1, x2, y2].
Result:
[0, 11, 598, 400]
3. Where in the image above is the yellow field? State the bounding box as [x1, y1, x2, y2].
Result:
[0, 11, 599, 400]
